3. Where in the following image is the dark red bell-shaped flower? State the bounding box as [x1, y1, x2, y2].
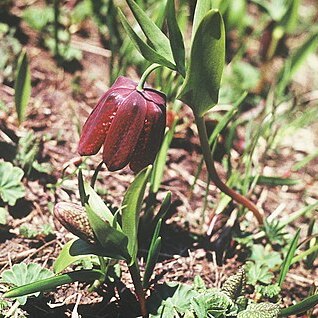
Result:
[78, 76, 166, 172]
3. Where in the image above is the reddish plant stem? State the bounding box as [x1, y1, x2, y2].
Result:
[195, 114, 264, 225]
[129, 262, 148, 318]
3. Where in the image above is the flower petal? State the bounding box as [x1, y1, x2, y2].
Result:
[78, 80, 135, 156]
[141, 88, 166, 105]
[129, 101, 166, 172]
[103, 91, 147, 171]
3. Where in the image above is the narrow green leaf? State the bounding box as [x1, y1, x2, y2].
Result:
[122, 166, 152, 263]
[3, 270, 103, 299]
[279, 293, 318, 317]
[288, 32, 318, 79]
[278, 32, 318, 94]
[278, 229, 300, 287]
[254, 175, 300, 186]
[224, 0, 246, 31]
[125, 0, 173, 62]
[291, 243, 318, 265]
[292, 149, 318, 171]
[150, 120, 177, 194]
[280, 202, 318, 227]
[152, 191, 171, 225]
[143, 237, 161, 289]
[192, 0, 212, 43]
[280, 0, 300, 33]
[14, 50, 31, 124]
[178, 10, 225, 117]
[78, 168, 88, 206]
[166, 0, 185, 76]
[118, 9, 176, 70]
[85, 205, 130, 261]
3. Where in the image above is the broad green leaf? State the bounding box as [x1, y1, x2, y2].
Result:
[85, 182, 115, 225]
[53, 239, 126, 273]
[178, 10, 225, 117]
[0, 207, 8, 225]
[85, 205, 130, 261]
[148, 282, 196, 317]
[3, 269, 103, 299]
[125, 0, 173, 62]
[0, 162, 25, 206]
[278, 229, 300, 287]
[54, 239, 93, 273]
[14, 50, 31, 124]
[191, 0, 212, 43]
[238, 302, 280, 318]
[250, 245, 282, 268]
[53, 239, 83, 273]
[118, 9, 176, 70]
[166, 0, 185, 76]
[122, 166, 152, 263]
[23, 7, 54, 30]
[279, 293, 318, 317]
[245, 261, 274, 285]
[1, 263, 53, 305]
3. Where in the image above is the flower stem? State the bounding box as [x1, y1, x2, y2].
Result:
[137, 64, 161, 91]
[129, 262, 148, 317]
[90, 161, 104, 188]
[194, 114, 264, 225]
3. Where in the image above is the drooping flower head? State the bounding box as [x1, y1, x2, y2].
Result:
[78, 76, 166, 172]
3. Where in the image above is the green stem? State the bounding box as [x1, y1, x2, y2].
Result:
[129, 262, 147, 317]
[88, 257, 109, 292]
[90, 161, 104, 188]
[194, 115, 264, 225]
[137, 64, 161, 91]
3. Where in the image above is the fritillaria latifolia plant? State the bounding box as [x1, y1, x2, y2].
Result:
[3, 1, 267, 317]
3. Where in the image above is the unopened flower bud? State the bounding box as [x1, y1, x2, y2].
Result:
[54, 202, 95, 244]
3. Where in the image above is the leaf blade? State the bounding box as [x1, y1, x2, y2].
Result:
[122, 166, 152, 263]
[278, 229, 301, 287]
[3, 270, 103, 299]
[118, 9, 176, 69]
[178, 9, 225, 116]
[14, 50, 31, 124]
[125, 0, 173, 62]
[166, 0, 185, 76]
